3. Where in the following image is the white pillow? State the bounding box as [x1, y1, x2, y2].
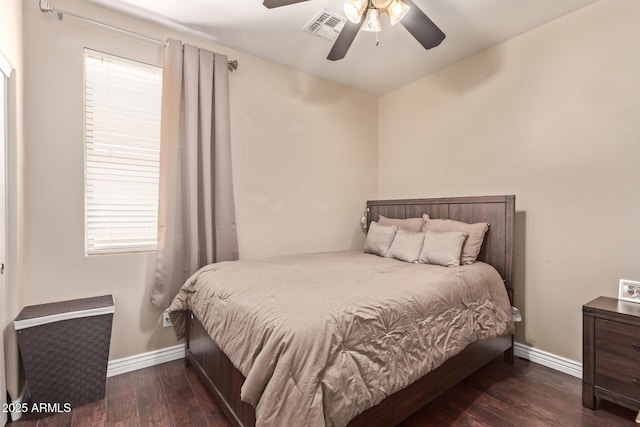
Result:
[419, 230, 468, 267]
[387, 229, 425, 263]
[422, 215, 489, 265]
[364, 221, 398, 257]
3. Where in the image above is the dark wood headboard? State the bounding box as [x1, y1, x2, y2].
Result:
[367, 195, 515, 294]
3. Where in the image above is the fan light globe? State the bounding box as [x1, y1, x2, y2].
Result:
[362, 8, 382, 32]
[387, 0, 410, 25]
[344, 0, 368, 24]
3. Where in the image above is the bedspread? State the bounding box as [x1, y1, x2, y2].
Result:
[168, 250, 513, 427]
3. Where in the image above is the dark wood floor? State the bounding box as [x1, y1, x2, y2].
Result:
[9, 357, 637, 426]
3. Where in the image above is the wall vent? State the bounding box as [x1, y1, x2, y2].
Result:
[302, 9, 346, 41]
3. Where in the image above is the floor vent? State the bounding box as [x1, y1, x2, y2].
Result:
[302, 9, 346, 41]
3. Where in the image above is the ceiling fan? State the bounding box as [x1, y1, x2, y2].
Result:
[262, 0, 446, 61]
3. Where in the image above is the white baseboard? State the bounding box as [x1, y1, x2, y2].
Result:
[103, 341, 580, 384]
[8, 386, 29, 421]
[514, 342, 582, 379]
[107, 344, 185, 377]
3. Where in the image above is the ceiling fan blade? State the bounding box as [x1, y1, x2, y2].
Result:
[400, 0, 446, 50]
[263, 0, 311, 8]
[327, 21, 360, 61]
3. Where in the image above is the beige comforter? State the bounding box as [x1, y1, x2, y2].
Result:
[168, 250, 513, 427]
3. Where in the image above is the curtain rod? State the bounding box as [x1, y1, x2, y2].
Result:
[38, 0, 239, 72]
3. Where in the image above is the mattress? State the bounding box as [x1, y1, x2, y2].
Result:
[168, 250, 513, 427]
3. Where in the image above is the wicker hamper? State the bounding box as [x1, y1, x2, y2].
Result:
[14, 295, 114, 418]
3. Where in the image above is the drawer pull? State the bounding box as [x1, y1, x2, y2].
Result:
[633, 342, 640, 351]
[633, 378, 640, 386]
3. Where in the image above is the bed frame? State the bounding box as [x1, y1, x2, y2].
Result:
[184, 195, 515, 427]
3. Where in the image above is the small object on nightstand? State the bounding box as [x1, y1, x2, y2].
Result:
[511, 306, 522, 322]
[582, 296, 640, 413]
[619, 279, 640, 304]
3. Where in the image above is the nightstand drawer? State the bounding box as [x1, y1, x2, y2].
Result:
[595, 318, 640, 361]
[595, 365, 640, 402]
[595, 318, 640, 402]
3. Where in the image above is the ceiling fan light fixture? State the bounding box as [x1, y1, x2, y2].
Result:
[362, 7, 382, 32]
[344, 0, 368, 24]
[387, 0, 410, 25]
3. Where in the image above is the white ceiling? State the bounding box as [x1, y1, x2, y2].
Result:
[87, 0, 600, 95]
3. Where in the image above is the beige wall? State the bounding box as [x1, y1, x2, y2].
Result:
[232, 68, 378, 259]
[0, 0, 25, 399]
[21, 0, 377, 367]
[15, 0, 633, 381]
[379, 0, 640, 362]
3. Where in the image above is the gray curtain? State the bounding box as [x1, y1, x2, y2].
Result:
[152, 39, 239, 308]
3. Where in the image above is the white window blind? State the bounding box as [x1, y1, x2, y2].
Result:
[84, 49, 162, 255]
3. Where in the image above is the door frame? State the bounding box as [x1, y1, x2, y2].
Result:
[0, 49, 12, 426]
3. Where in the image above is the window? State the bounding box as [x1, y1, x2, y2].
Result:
[84, 49, 162, 255]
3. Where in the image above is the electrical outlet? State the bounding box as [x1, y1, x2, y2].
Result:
[162, 311, 172, 328]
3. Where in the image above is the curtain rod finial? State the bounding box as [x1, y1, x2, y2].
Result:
[39, 0, 54, 12]
[228, 60, 238, 72]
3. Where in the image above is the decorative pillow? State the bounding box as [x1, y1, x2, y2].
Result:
[422, 218, 489, 265]
[364, 221, 399, 257]
[387, 229, 425, 263]
[418, 230, 468, 267]
[379, 215, 426, 232]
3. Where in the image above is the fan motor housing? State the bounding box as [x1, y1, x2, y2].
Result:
[371, 0, 393, 9]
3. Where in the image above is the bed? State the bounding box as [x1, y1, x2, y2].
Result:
[169, 195, 515, 427]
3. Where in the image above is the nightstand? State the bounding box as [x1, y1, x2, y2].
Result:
[583, 296, 640, 411]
